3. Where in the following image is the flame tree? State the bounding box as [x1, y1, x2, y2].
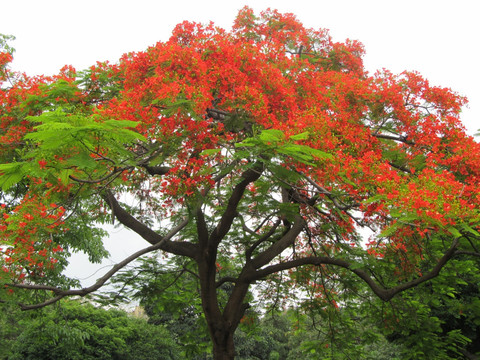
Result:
[1, 8, 479, 359]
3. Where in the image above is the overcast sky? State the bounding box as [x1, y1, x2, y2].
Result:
[2, 0, 479, 285]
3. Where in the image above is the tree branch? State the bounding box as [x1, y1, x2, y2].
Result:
[299, 172, 359, 211]
[196, 206, 209, 248]
[251, 238, 460, 301]
[372, 133, 415, 145]
[142, 165, 171, 176]
[208, 162, 264, 250]
[245, 218, 281, 261]
[249, 215, 305, 269]
[454, 250, 480, 258]
[216, 276, 238, 288]
[388, 161, 412, 174]
[11, 217, 190, 310]
[102, 190, 196, 258]
[69, 166, 130, 184]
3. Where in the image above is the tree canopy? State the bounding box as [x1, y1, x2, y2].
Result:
[1, 7, 480, 359]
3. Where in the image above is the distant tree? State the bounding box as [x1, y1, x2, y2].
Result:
[0, 303, 22, 359]
[1, 300, 180, 360]
[1, 7, 480, 359]
[379, 257, 480, 359]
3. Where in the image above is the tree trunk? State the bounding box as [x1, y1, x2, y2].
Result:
[197, 252, 237, 359]
[211, 328, 235, 360]
[204, 281, 251, 359]
[197, 256, 250, 359]
[199, 274, 240, 359]
[195, 206, 253, 359]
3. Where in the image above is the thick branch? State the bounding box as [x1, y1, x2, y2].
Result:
[103, 190, 196, 258]
[208, 162, 263, 250]
[196, 206, 210, 248]
[12, 217, 190, 310]
[142, 165, 170, 176]
[245, 218, 281, 261]
[249, 215, 305, 269]
[454, 250, 480, 258]
[372, 133, 415, 145]
[251, 238, 460, 301]
[206, 107, 230, 121]
[388, 161, 412, 174]
[216, 276, 238, 288]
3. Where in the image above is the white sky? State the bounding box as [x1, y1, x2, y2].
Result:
[2, 0, 479, 285]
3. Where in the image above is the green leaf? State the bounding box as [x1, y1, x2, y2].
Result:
[380, 224, 398, 238]
[276, 143, 332, 166]
[390, 209, 401, 218]
[59, 169, 74, 185]
[349, 262, 365, 271]
[235, 139, 257, 148]
[258, 129, 285, 143]
[363, 194, 386, 204]
[447, 226, 462, 238]
[200, 148, 221, 156]
[66, 152, 98, 170]
[0, 162, 25, 190]
[289, 131, 310, 141]
[268, 163, 301, 182]
[460, 224, 480, 237]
